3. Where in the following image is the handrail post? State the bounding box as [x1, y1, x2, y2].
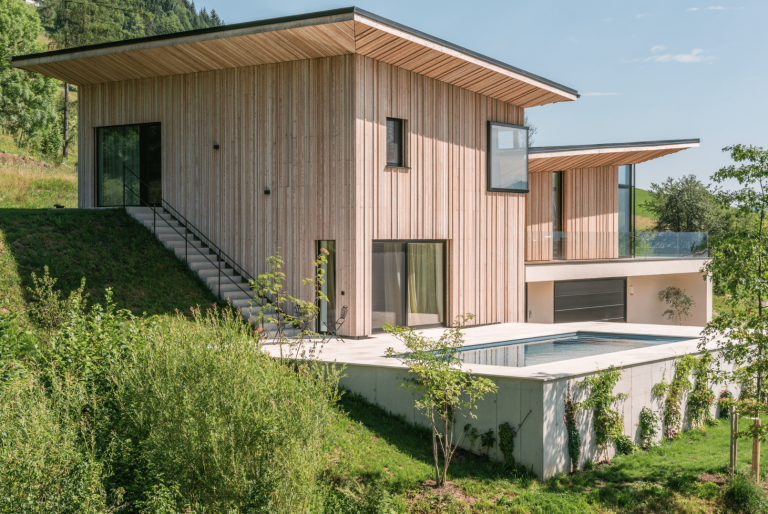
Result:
[218, 252, 221, 300]
[123, 164, 126, 207]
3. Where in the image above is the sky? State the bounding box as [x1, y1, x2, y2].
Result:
[200, 0, 768, 190]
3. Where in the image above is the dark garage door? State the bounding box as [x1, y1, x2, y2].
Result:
[554, 278, 626, 323]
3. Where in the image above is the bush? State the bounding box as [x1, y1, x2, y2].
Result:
[722, 475, 768, 514]
[614, 434, 638, 455]
[0, 373, 109, 514]
[114, 307, 342, 513]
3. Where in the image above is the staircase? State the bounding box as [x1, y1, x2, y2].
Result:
[126, 206, 300, 337]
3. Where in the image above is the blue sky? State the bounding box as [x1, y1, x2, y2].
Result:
[201, 0, 767, 190]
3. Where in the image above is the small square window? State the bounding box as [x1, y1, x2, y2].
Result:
[386, 118, 404, 167]
[487, 121, 528, 192]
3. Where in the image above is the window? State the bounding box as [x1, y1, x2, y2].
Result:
[552, 171, 563, 259]
[386, 118, 404, 167]
[618, 165, 634, 257]
[317, 241, 336, 332]
[97, 123, 161, 207]
[487, 121, 528, 192]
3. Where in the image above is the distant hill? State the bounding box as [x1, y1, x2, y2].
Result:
[634, 187, 657, 231]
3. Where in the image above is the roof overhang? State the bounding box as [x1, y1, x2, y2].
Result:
[528, 139, 700, 173]
[12, 7, 578, 108]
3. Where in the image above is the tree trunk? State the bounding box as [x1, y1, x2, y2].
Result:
[432, 412, 440, 487]
[63, 84, 69, 157]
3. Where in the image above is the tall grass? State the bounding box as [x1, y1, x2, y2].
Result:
[0, 374, 108, 514]
[0, 164, 77, 208]
[114, 307, 342, 512]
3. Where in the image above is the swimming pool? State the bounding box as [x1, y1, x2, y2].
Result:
[460, 332, 693, 368]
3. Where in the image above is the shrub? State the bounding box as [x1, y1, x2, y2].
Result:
[614, 435, 638, 455]
[722, 474, 768, 514]
[115, 306, 342, 513]
[638, 407, 660, 450]
[0, 373, 109, 514]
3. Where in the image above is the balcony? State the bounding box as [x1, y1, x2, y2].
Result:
[525, 232, 709, 263]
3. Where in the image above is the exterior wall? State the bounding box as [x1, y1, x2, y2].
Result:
[526, 281, 554, 323]
[525, 171, 553, 261]
[340, 348, 733, 479]
[78, 56, 363, 335]
[355, 55, 527, 332]
[627, 272, 712, 327]
[563, 166, 619, 260]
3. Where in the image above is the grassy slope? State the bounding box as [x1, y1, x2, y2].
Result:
[329, 393, 768, 513]
[0, 208, 217, 317]
[635, 187, 656, 219]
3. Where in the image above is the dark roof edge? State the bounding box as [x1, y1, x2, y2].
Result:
[12, 6, 579, 98]
[529, 138, 700, 154]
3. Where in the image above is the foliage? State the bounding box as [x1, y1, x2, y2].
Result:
[614, 435, 638, 455]
[0, 307, 35, 387]
[0, 373, 110, 513]
[250, 249, 331, 362]
[464, 423, 479, 452]
[384, 314, 498, 487]
[701, 144, 768, 445]
[642, 174, 723, 233]
[0, 0, 61, 156]
[720, 389, 734, 420]
[653, 355, 696, 440]
[498, 423, 515, 464]
[578, 365, 628, 459]
[480, 429, 495, 457]
[638, 407, 660, 450]
[657, 286, 696, 325]
[25, 265, 86, 342]
[564, 385, 581, 472]
[688, 352, 716, 428]
[114, 306, 343, 512]
[722, 474, 768, 514]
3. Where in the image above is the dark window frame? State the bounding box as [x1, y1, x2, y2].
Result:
[371, 239, 447, 332]
[386, 117, 406, 168]
[316, 240, 337, 334]
[487, 120, 529, 193]
[618, 164, 635, 257]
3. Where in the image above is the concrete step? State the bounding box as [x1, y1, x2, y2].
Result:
[165, 239, 206, 250]
[189, 260, 230, 271]
[176, 248, 215, 261]
[196, 267, 237, 279]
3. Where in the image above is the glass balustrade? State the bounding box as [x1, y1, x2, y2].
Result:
[525, 231, 708, 261]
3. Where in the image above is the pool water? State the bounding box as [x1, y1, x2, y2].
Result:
[460, 332, 692, 368]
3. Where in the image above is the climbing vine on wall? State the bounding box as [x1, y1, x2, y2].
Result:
[688, 352, 716, 428]
[578, 365, 628, 459]
[564, 385, 581, 473]
[652, 355, 696, 440]
[498, 423, 516, 464]
[638, 407, 660, 450]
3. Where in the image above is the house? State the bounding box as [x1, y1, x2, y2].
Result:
[12, 7, 709, 338]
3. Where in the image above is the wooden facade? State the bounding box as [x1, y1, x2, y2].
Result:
[525, 171, 553, 262]
[77, 53, 530, 336]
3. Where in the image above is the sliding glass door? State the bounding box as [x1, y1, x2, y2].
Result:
[372, 241, 445, 331]
[97, 123, 161, 207]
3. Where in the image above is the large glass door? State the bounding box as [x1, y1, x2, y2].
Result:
[318, 241, 336, 332]
[97, 123, 161, 207]
[372, 241, 445, 331]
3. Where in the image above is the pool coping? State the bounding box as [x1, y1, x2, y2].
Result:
[261, 321, 712, 382]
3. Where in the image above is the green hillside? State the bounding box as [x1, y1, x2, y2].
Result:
[635, 187, 656, 219]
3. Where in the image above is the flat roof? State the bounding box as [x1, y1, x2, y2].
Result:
[528, 139, 700, 173]
[12, 7, 578, 107]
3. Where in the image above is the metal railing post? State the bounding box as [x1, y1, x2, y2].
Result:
[123, 164, 126, 207]
[218, 252, 221, 300]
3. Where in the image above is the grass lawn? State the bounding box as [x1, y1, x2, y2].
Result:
[635, 187, 657, 220]
[0, 208, 217, 319]
[325, 392, 768, 513]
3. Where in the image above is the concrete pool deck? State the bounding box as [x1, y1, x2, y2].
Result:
[263, 321, 709, 381]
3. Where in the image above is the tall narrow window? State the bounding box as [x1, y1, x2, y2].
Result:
[318, 241, 336, 332]
[552, 171, 563, 259]
[487, 121, 529, 192]
[386, 118, 404, 167]
[618, 165, 634, 257]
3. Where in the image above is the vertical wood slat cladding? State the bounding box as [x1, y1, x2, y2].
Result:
[525, 171, 553, 262]
[78, 55, 360, 335]
[563, 166, 618, 260]
[355, 55, 526, 332]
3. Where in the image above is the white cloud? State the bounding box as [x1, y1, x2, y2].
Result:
[651, 45, 666, 52]
[645, 48, 714, 63]
[688, 6, 729, 10]
[635, 13, 650, 17]
[687, 7, 699, 10]
[569, 36, 578, 44]
[582, 92, 622, 96]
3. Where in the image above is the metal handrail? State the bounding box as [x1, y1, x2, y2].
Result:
[121, 164, 263, 311]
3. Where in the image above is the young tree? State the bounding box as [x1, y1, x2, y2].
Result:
[658, 286, 696, 325]
[643, 174, 722, 233]
[524, 113, 537, 148]
[384, 315, 497, 488]
[700, 144, 768, 478]
[0, 0, 61, 155]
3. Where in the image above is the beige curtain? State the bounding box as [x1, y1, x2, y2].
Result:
[407, 243, 444, 326]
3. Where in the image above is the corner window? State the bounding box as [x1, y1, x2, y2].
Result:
[386, 118, 404, 167]
[487, 121, 528, 192]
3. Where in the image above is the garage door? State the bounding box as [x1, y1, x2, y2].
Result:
[554, 278, 626, 323]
